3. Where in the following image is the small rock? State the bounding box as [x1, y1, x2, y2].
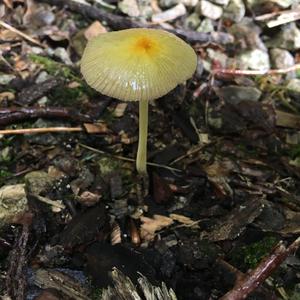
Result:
[210, 0, 229, 5]
[217, 85, 262, 104]
[238, 49, 270, 71]
[197, 0, 223, 20]
[184, 12, 201, 30]
[229, 18, 266, 50]
[181, 0, 199, 7]
[272, 0, 294, 7]
[159, 0, 178, 8]
[266, 23, 300, 51]
[204, 48, 228, 71]
[152, 3, 187, 23]
[0, 184, 27, 228]
[118, 0, 140, 17]
[197, 17, 214, 32]
[287, 79, 300, 97]
[37, 96, 49, 106]
[0, 146, 12, 162]
[223, 0, 245, 22]
[138, 0, 154, 18]
[270, 48, 295, 78]
[0, 74, 16, 85]
[25, 171, 54, 195]
[23, 5, 55, 27]
[53, 47, 73, 66]
[35, 71, 51, 84]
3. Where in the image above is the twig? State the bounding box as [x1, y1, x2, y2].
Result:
[0, 123, 108, 135]
[255, 8, 300, 28]
[78, 143, 182, 172]
[217, 259, 277, 300]
[213, 64, 300, 76]
[220, 236, 300, 300]
[255, 10, 283, 21]
[170, 144, 208, 165]
[0, 20, 45, 47]
[39, 0, 234, 44]
[0, 107, 92, 126]
[0, 127, 83, 135]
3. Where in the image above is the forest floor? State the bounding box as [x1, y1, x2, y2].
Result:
[1, 0, 300, 299]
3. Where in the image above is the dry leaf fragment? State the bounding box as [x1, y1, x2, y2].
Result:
[3, 0, 13, 9]
[84, 21, 107, 40]
[169, 213, 198, 226]
[83, 122, 108, 134]
[113, 102, 128, 117]
[0, 91, 15, 102]
[78, 191, 101, 206]
[140, 214, 173, 241]
[67, 81, 81, 89]
[111, 221, 122, 245]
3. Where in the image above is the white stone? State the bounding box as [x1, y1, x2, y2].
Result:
[118, 0, 140, 17]
[223, 0, 245, 22]
[238, 49, 270, 71]
[182, 0, 199, 7]
[197, 0, 223, 20]
[152, 3, 187, 23]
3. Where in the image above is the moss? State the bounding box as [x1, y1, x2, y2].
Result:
[0, 169, 12, 183]
[289, 144, 300, 159]
[231, 236, 278, 270]
[49, 85, 83, 106]
[29, 54, 98, 103]
[29, 54, 75, 79]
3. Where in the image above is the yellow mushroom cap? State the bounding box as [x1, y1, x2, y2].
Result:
[80, 28, 197, 101]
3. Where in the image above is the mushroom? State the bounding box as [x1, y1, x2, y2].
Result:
[81, 28, 197, 175]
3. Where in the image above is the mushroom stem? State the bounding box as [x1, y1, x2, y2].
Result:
[136, 99, 149, 175]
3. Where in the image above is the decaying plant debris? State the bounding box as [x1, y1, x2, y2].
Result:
[1, 0, 300, 299]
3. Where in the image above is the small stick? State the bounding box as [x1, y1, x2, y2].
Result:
[78, 143, 182, 172]
[255, 10, 283, 21]
[213, 64, 300, 76]
[0, 107, 92, 126]
[0, 20, 44, 48]
[220, 236, 300, 300]
[170, 144, 207, 165]
[0, 127, 83, 135]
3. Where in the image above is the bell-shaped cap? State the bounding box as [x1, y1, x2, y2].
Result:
[81, 28, 197, 101]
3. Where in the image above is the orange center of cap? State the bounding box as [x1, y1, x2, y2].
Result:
[134, 36, 158, 55]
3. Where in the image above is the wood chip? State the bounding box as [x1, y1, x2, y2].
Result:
[83, 122, 108, 133]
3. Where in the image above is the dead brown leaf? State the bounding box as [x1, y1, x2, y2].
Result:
[140, 214, 173, 241]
